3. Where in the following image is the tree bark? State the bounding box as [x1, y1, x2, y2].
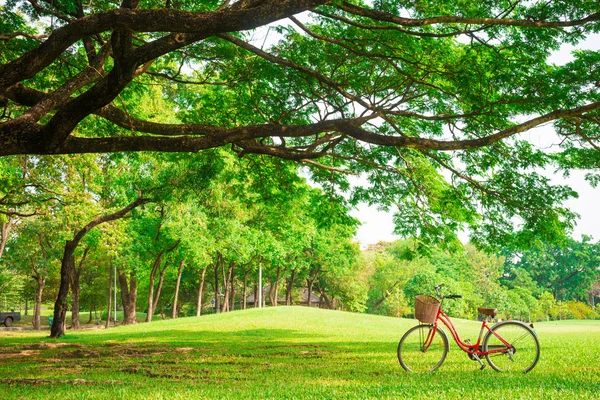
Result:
[222, 261, 234, 312]
[253, 285, 258, 308]
[196, 265, 208, 317]
[221, 260, 230, 313]
[269, 266, 281, 306]
[105, 264, 112, 329]
[51, 193, 149, 338]
[306, 265, 321, 308]
[172, 258, 185, 319]
[70, 246, 89, 330]
[242, 265, 251, 310]
[146, 253, 163, 322]
[118, 268, 138, 324]
[0, 218, 12, 259]
[285, 268, 296, 306]
[33, 274, 45, 330]
[370, 280, 402, 311]
[146, 239, 179, 322]
[214, 252, 222, 313]
[317, 287, 333, 309]
[152, 260, 171, 317]
[229, 262, 235, 312]
[87, 304, 94, 324]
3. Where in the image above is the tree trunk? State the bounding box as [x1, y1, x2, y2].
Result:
[196, 265, 208, 317]
[269, 266, 281, 306]
[371, 280, 401, 310]
[71, 271, 81, 329]
[221, 260, 230, 313]
[214, 252, 222, 313]
[0, 218, 12, 260]
[51, 193, 149, 338]
[105, 265, 112, 329]
[242, 266, 250, 310]
[222, 262, 234, 312]
[146, 253, 163, 323]
[153, 260, 170, 313]
[33, 275, 45, 330]
[172, 259, 185, 319]
[253, 285, 258, 308]
[229, 262, 235, 311]
[318, 287, 333, 309]
[70, 247, 89, 330]
[306, 266, 321, 308]
[118, 268, 138, 325]
[286, 269, 296, 306]
[51, 240, 76, 337]
[87, 304, 94, 324]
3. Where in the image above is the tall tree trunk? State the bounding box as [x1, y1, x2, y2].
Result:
[71, 271, 81, 329]
[221, 260, 230, 313]
[87, 304, 94, 324]
[172, 259, 185, 319]
[70, 247, 89, 330]
[33, 274, 45, 330]
[51, 193, 149, 338]
[269, 266, 281, 306]
[105, 264, 113, 329]
[0, 217, 12, 259]
[286, 268, 296, 306]
[52, 240, 76, 337]
[222, 262, 234, 312]
[118, 268, 138, 324]
[306, 266, 321, 308]
[317, 286, 333, 309]
[242, 266, 251, 310]
[214, 252, 222, 313]
[229, 262, 235, 312]
[146, 253, 163, 323]
[253, 285, 258, 308]
[152, 260, 170, 315]
[146, 239, 179, 323]
[196, 265, 208, 317]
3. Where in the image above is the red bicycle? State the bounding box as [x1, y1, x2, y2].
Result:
[398, 285, 540, 373]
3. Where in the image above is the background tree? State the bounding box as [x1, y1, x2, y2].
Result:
[2, 1, 600, 249]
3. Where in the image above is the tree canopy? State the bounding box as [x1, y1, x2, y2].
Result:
[1, 0, 600, 246]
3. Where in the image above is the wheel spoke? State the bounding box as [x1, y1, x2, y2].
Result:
[484, 322, 540, 373]
[398, 325, 448, 372]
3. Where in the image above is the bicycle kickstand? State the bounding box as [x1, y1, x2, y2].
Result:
[471, 353, 486, 370]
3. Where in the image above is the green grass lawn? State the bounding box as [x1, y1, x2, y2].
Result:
[1, 307, 599, 399]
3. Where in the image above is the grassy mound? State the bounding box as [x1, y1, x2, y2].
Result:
[0, 307, 599, 399]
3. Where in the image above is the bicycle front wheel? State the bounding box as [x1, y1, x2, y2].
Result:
[483, 321, 540, 373]
[398, 324, 448, 372]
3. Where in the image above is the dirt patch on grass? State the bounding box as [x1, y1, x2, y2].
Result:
[120, 366, 210, 381]
[18, 343, 84, 350]
[0, 350, 41, 359]
[1, 378, 122, 386]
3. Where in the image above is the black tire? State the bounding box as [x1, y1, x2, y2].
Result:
[483, 321, 540, 373]
[4, 317, 13, 327]
[398, 324, 449, 372]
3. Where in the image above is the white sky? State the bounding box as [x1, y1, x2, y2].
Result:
[352, 33, 600, 247]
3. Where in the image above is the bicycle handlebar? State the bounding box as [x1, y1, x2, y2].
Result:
[434, 284, 462, 300]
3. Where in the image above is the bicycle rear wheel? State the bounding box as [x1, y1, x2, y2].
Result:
[398, 324, 448, 372]
[483, 321, 540, 373]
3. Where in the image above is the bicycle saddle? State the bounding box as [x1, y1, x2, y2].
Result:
[478, 307, 497, 317]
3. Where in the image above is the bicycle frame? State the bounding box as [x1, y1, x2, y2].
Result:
[422, 306, 512, 357]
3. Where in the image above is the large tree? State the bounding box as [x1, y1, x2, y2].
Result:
[1, 0, 600, 246]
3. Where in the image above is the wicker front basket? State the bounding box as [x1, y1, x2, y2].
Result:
[415, 295, 440, 323]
